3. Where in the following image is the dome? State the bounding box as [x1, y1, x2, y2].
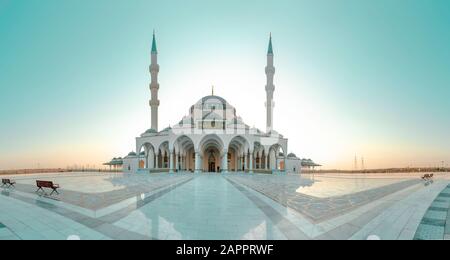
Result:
[199, 95, 228, 105]
[127, 151, 137, 156]
[145, 128, 158, 134]
[192, 95, 235, 112]
[287, 153, 297, 158]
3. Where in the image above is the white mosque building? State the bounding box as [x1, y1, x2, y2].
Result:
[121, 33, 303, 174]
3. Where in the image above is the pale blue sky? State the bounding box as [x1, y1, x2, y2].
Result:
[0, 0, 449, 170]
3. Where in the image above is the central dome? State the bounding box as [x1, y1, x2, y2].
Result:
[192, 95, 232, 111]
[199, 95, 228, 105]
[189, 95, 236, 117]
[170, 94, 250, 130]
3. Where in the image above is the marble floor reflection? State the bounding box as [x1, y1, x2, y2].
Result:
[0, 171, 449, 240]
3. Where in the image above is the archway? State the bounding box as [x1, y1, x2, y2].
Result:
[207, 150, 218, 172]
[138, 143, 155, 169]
[158, 142, 169, 169]
[269, 144, 286, 171]
[228, 136, 250, 172]
[203, 145, 221, 172]
[199, 134, 224, 173]
[174, 135, 195, 172]
[253, 142, 266, 170]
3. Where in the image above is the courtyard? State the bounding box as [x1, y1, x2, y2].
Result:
[0, 172, 449, 240]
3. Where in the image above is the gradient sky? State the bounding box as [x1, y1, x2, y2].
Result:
[1, 0, 449, 170]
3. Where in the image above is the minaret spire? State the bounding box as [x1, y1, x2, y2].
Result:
[265, 33, 275, 133]
[149, 31, 160, 131]
[267, 33, 273, 55]
[151, 30, 157, 54]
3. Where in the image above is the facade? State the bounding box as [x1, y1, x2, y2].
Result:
[122, 33, 300, 174]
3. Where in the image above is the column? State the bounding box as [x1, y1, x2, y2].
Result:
[145, 152, 149, 169]
[157, 151, 160, 168]
[180, 155, 184, 171]
[195, 152, 201, 173]
[249, 151, 254, 173]
[175, 152, 179, 172]
[265, 155, 269, 170]
[275, 157, 278, 171]
[148, 151, 152, 170]
[237, 156, 241, 172]
[222, 149, 228, 173]
[169, 150, 174, 173]
[244, 153, 248, 172]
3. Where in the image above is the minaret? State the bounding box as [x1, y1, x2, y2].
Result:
[265, 33, 275, 133]
[149, 31, 160, 131]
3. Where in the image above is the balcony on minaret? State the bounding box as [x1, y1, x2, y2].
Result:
[265, 100, 275, 108]
[265, 66, 275, 75]
[150, 63, 160, 73]
[150, 83, 160, 90]
[150, 99, 160, 107]
[265, 85, 275, 92]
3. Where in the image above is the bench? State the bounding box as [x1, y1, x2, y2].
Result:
[421, 174, 434, 180]
[1, 179, 15, 188]
[36, 180, 60, 195]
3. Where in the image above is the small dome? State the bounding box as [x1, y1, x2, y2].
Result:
[287, 153, 297, 158]
[161, 126, 172, 132]
[127, 151, 137, 156]
[145, 128, 157, 134]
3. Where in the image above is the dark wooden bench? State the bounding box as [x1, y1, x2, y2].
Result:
[421, 174, 434, 180]
[36, 180, 60, 195]
[1, 179, 15, 188]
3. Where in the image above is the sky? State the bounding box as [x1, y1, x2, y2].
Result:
[0, 0, 449, 170]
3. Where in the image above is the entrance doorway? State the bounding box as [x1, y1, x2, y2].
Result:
[208, 154, 216, 172]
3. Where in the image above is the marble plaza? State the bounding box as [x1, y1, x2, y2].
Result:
[1, 172, 449, 240]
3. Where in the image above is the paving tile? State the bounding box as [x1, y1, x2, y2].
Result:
[414, 224, 444, 240]
[228, 175, 421, 222]
[424, 210, 447, 221]
[0, 228, 14, 238]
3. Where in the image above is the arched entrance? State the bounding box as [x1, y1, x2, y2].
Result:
[138, 143, 155, 169]
[203, 146, 221, 172]
[208, 152, 217, 172]
[199, 134, 224, 173]
[228, 136, 250, 172]
[269, 144, 286, 171]
[157, 142, 169, 169]
[174, 135, 195, 172]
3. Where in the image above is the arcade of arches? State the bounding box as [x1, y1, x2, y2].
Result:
[137, 136, 286, 173]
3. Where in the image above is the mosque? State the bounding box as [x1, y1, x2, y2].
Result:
[119, 33, 305, 174]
